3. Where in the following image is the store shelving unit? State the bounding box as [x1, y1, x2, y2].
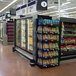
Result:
[36, 15, 60, 68]
[60, 17, 76, 60]
[7, 21, 14, 43]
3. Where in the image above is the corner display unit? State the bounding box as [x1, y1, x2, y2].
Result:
[60, 17, 76, 60]
[36, 15, 60, 68]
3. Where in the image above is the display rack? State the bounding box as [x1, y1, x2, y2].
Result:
[36, 15, 60, 68]
[60, 17, 76, 60]
[7, 21, 14, 42]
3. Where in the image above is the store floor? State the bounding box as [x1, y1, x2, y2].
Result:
[0, 43, 76, 76]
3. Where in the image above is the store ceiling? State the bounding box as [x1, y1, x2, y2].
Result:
[0, 0, 23, 13]
[0, 0, 12, 10]
[47, 0, 76, 18]
[0, 0, 76, 18]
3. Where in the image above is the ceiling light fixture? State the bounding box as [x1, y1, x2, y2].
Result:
[42, 6, 76, 15]
[62, 2, 71, 6]
[48, 6, 56, 9]
[0, 0, 18, 13]
[67, 0, 71, 1]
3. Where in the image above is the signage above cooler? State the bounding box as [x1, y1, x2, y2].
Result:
[21, 4, 27, 15]
[16, 0, 48, 16]
[16, 7, 21, 16]
[6, 13, 11, 19]
[27, 1, 37, 14]
[2, 14, 6, 20]
[16, 4, 27, 16]
[37, 0, 48, 10]
[10, 8, 16, 16]
[0, 15, 3, 20]
[0, 13, 10, 20]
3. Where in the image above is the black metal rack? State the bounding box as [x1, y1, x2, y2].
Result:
[36, 15, 60, 68]
[60, 17, 76, 60]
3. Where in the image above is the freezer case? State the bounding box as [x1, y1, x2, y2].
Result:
[16, 20, 21, 47]
[27, 18, 33, 54]
[21, 19, 27, 50]
[0, 22, 3, 39]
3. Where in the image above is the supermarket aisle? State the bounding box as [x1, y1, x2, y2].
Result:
[0, 43, 76, 76]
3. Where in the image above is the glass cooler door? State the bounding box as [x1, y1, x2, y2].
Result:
[27, 18, 33, 53]
[16, 20, 21, 47]
[21, 19, 26, 49]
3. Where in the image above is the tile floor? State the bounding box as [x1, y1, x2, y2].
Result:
[0, 43, 76, 76]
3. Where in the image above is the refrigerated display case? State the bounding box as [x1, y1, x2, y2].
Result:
[14, 17, 33, 60]
[0, 21, 3, 39]
[27, 18, 33, 53]
[21, 19, 26, 49]
[60, 17, 76, 60]
[16, 19, 21, 47]
[15, 18, 33, 52]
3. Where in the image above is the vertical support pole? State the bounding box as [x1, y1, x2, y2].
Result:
[58, 0, 61, 19]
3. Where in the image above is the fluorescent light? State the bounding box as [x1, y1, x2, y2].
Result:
[48, 6, 56, 9]
[49, 14, 74, 17]
[50, 14, 58, 17]
[42, 6, 76, 15]
[42, 11, 57, 15]
[67, 0, 71, 1]
[62, 2, 71, 6]
[62, 7, 76, 11]
[0, 0, 18, 13]
[58, 11, 76, 15]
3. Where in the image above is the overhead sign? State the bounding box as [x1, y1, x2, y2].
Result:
[21, 4, 27, 15]
[10, 8, 16, 16]
[37, 0, 47, 10]
[6, 13, 11, 18]
[0, 15, 2, 20]
[16, 7, 22, 16]
[2, 14, 6, 20]
[28, 1, 37, 14]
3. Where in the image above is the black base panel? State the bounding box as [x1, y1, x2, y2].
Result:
[13, 47, 33, 61]
[36, 64, 59, 69]
[15, 45, 33, 55]
[60, 55, 76, 61]
[61, 51, 76, 56]
[13, 47, 16, 52]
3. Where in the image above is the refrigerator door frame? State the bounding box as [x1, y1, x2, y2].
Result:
[14, 17, 34, 61]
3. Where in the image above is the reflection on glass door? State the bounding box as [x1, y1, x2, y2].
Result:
[0, 22, 3, 38]
[16, 20, 21, 47]
[27, 18, 33, 53]
[21, 19, 26, 49]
